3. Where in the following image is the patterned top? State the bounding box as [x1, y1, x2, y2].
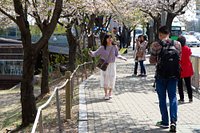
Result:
[90, 45, 127, 63]
[149, 39, 182, 64]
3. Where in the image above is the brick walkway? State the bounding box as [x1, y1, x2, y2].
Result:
[79, 48, 200, 133]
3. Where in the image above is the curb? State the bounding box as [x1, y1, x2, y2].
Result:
[78, 75, 94, 133]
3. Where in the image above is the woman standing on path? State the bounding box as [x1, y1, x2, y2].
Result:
[89, 34, 127, 100]
[177, 36, 194, 103]
[133, 35, 142, 76]
[137, 35, 148, 76]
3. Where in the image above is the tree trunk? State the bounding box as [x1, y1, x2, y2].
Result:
[132, 29, 136, 50]
[66, 26, 78, 72]
[126, 29, 132, 47]
[120, 25, 126, 48]
[41, 43, 49, 95]
[88, 34, 95, 48]
[20, 41, 37, 126]
[166, 13, 176, 34]
[153, 17, 161, 41]
[99, 32, 106, 45]
[87, 14, 96, 48]
[11, 0, 63, 127]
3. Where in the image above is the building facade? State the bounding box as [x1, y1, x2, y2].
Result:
[196, 0, 200, 18]
[0, 38, 23, 89]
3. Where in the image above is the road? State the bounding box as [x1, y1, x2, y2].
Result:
[191, 47, 200, 56]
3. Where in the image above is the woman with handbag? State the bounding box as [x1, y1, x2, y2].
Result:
[137, 35, 147, 77]
[89, 34, 127, 100]
[133, 35, 143, 76]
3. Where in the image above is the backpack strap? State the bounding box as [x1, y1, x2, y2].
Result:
[167, 40, 174, 49]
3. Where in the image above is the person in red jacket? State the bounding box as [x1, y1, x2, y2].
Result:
[177, 36, 194, 103]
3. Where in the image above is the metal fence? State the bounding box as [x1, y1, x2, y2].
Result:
[191, 55, 200, 91]
[31, 61, 94, 133]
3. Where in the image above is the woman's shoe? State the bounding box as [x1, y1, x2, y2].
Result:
[104, 95, 109, 100]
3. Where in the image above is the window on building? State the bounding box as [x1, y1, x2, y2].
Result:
[0, 60, 23, 75]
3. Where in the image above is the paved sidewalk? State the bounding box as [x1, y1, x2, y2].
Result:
[79, 48, 200, 133]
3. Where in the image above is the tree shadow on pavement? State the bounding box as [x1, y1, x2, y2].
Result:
[86, 110, 169, 133]
[193, 129, 200, 133]
[114, 75, 156, 96]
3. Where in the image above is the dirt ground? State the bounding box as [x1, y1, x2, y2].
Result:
[0, 77, 79, 133]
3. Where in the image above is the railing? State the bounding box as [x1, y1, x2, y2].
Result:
[31, 61, 94, 133]
[191, 55, 200, 91]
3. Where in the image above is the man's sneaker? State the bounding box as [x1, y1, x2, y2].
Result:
[132, 74, 137, 77]
[178, 99, 184, 104]
[156, 121, 169, 128]
[169, 123, 176, 132]
[141, 74, 147, 77]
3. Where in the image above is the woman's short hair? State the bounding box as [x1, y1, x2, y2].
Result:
[177, 36, 186, 46]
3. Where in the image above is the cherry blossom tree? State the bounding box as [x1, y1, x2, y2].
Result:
[139, 0, 191, 33]
[0, 0, 62, 127]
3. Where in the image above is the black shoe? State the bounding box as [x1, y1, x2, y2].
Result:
[178, 99, 184, 104]
[141, 74, 147, 77]
[156, 121, 169, 128]
[169, 123, 176, 132]
[189, 99, 193, 103]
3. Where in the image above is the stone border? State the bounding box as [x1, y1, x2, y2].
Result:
[78, 75, 94, 133]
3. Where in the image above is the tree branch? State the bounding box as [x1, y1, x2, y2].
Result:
[140, 9, 156, 20]
[31, 0, 43, 30]
[35, 0, 63, 54]
[0, 7, 17, 23]
[175, 0, 190, 15]
[13, 0, 31, 42]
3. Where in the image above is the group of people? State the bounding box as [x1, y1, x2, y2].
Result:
[89, 26, 194, 132]
[150, 26, 193, 132]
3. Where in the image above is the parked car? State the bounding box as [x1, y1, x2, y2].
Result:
[183, 35, 200, 47]
[181, 31, 189, 35]
[193, 32, 200, 41]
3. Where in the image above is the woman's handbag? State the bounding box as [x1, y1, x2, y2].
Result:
[136, 51, 144, 58]
[97, 46, 113, 71]
[97, 58, 109, 71]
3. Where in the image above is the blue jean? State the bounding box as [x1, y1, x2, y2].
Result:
[156, 78, 178, 125]
[139, 60, 146, 74]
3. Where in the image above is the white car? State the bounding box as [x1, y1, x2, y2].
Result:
[194, 33, 200, 41]
[183, 35, 200, 47]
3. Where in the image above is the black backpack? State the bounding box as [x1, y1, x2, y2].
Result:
[156, 40, 180, 79]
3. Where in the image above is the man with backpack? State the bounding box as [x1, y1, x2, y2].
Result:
[149, 26, 181, 132]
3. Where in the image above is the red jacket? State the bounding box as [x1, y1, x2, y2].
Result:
[180, 46, 194, 78]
